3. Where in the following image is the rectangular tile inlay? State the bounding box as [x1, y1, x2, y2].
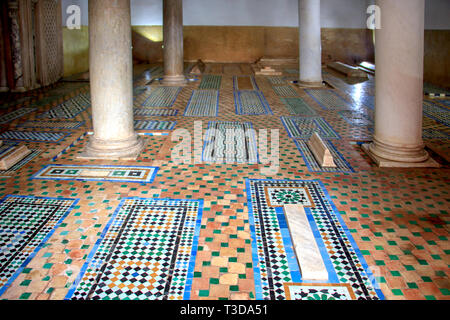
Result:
[134, 108, 178, 117]
[65, 198, 203, 300]
[266, 76, 285, 85]
[0, 195, 79, 297]
[423, 100, 450, 127]
[0, 131, 72, 143]
[134, 120, 176, 131]
[281, 97, 317, 116]
[283, 204, 328, 280]
[339, 111, 373, 127]
[184, 90, 219, 117]
[294, 139, 354, 173]
[281, 116, 341, 140]
[234, 90, 272, 115]
[246, 179, 384, 300]
[141, 87, 182, 108]
[305, 89, 351, 110]
[31, 165, 159, 183]
[199, 75, 222, 90]
[203, 121, 258, 164]
[0, 149, 41, 176]
[37, 93, 90, 119]
[0, 108, 37, 125]
[16, 121, 84, 130]
[272, 85, 299, 97]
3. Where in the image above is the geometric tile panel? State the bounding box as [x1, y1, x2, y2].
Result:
[134, 109, 178, 117]
[16, 121, 85, 130]
[134, 120, 176, 131]
[184, 90, 219, 117]
[0, 108, 37, 125]
[281, 97, 317, 116]
[422, 128, 450, 140]
[423, 101, 450, 127]
[284, 283, 357, 300]
[281, 116, 341, 140]
[199, 75, 222, 90]
[65, 198, 203, 300]
[37, 93, 90, 119]
[0, 141, 19, 157]
[141, 87, 182, 108]
[266, 76, 285, 85]
[338, 111, 373, 127]
[31, 165, 159, 184]
[0, 195, 78, 296]
[436, 99, 450, 108]
[246, 179, 384, 300]
[203, 121, 258, 164]
[306, 89, 352, 110]
[294, 139, 354, 173]
[234, 91, 272, 115]
[0, 131, 72, 143]
[0, 149, 41, 176]
[272, 85, 299, 97]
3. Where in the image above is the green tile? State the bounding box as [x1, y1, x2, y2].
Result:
[20, 280, 31, 287]
[439, 288, 450, 296]
[392, 289, 403, 296]
[19, 292, 32, 300]
[198, 290, 209, 297]
[407, 282, 418, 289]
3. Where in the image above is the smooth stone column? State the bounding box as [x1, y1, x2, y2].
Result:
[363, 0, 438, 168]
[298, 0, 323, 87]
[162, 0, 187, 85]
[81, 0, 143, 159]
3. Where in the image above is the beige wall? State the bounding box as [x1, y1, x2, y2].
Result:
[62, 25, 448, 88]
[424, 30, 450, 88]
[62, 26, 89, 77]
[130, 26, 374, 64]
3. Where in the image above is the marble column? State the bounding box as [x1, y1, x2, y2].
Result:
[162, 0, 186, 85]
[363, 0, 437, 167]
[298, 0, 323, 87]
[81, 0, 143, 159]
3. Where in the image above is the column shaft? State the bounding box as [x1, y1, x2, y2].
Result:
[364, 0, 437, 167]
[162, 0, 186, 85]
[82, 0, 143, 159]
[298, 0, 323, 86]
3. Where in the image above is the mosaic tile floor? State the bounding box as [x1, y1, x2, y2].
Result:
[0, 63, 448, 301]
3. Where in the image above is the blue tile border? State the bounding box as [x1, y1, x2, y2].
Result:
[0, 131, 73, 143]
[0, 195, 79, 297]
[245, 178, 385, 300]
[202, 121, 260, 164]
[292, 139, 355, 173]
[234, 90, 273, 116]
[305, 89, 352, 111]
[64, 197, 204, 300]
[30, 164, 159, 184]
[183, 89, 220, 117]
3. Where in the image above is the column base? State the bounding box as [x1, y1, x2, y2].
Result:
[362, 143, 440, 168]
[296, 80, 325, 88]
[161, 74, 188, 86]
[78, 134, 145, 160]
